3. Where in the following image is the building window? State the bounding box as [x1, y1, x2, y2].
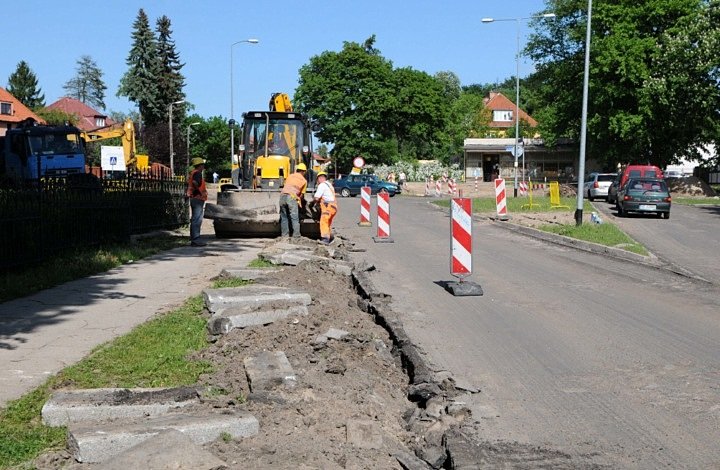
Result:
[1, 102, 11, 115]
[95, 117, 105, 127]
[493, 110, 513, 122]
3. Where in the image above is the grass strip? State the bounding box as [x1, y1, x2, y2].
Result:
[433, 196, 590, 213]
[672, 197, 720, 206]
[247, 257, 275, 268]
[538, 222, 648, 256]
[0, 276, 249, 468]
[0, 236, 188, 303]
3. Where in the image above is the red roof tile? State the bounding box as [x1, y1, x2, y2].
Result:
[0, 87, 46, 124]
[46, 97, 114, 131]
[483, 92, 538, 128]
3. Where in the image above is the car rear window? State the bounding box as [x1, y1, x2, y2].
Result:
[627, 180, 668, 192]
[628, 170, 641, 178]
[643, 169, 660, 178]
[597, 174, 615, 182]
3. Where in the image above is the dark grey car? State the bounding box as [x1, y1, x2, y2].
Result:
[616, 178, 671, 219]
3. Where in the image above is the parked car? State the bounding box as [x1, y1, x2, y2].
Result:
[664, 169, 683, 179]
[607, 174, 622, 205]
[616, 178, 671, 219]
[619, 164, 664, 188]
[584, 172, 617, 201]
[333, 174, 400, 197]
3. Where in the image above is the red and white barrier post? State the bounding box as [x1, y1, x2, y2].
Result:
[519, 181, 528, 197]
[444, 195, 483, 296]
[358, 186, 371, 226]
[495, 178, 509, 221]
[373, 191, 394, 243]
[435, 178, 442, 197]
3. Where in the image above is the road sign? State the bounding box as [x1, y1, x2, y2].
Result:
[101, 146, 126, 171]
[353, 156, 365, 168]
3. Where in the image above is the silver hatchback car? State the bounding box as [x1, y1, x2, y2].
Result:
[584, 172, 617, 201]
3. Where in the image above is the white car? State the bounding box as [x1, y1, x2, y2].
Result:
[584, 172, 617, 201]
[664, 170, 683, 179]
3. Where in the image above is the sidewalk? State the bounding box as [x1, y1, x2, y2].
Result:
[0, 236, 265, 407]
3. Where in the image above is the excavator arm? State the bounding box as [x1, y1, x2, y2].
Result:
[81, 119, 149, 169]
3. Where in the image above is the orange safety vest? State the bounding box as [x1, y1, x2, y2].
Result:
[186, 168, 208, 201]
[281, 172, 307, 202]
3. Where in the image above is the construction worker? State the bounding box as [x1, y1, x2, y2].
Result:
[279, 162, 307, 238]
[186, 157, 208, 246]
[312, 171, 337, 245]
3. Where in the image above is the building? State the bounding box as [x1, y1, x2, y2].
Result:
[45, 97, 114, 131]
[463, 92, 581, 183]
[0, 87, 45, 136]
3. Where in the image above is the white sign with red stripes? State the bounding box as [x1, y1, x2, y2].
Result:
[359, 186, 371, 226]
[495, 178, 508, 220]
[519, 181, 528, 196]
[376, 191, 391, 238]
[451, 198, 472, 277]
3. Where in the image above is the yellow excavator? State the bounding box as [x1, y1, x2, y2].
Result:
[204, 93, 320, 237]
[81, 119, 152, 171]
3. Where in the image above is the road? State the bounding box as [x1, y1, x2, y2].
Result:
[334, 195, 720, 468]
[593, 199, 720, 284]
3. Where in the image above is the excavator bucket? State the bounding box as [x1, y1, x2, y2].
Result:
[204, 188, 320, 238]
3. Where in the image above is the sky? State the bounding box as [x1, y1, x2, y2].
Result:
[3, 0, 550, 120]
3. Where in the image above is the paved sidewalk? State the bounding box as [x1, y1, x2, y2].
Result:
[0, 237, 265, 407]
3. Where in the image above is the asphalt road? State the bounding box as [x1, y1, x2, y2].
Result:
[334, 195, 720, 468]
[592, 199, 720, 284]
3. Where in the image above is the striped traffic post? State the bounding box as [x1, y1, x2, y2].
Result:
[444, 195, 483, 296]
[495, 178, 509, 221]
[372, 191, 393, 243]
[358, 186, 371, 226]
[519, 181, 528, 196]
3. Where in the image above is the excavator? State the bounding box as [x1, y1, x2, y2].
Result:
[204, 93, 320, 237]
[81, 119, 164, 173]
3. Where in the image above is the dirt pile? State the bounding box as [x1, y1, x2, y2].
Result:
[667, 176, 717, 197]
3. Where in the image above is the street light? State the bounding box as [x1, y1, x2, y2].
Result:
[230, 38, 259, 171]
[168, 99, 185, 176]
[186, 122, 200, 170]
[575, 0, 593, 226]
[482, 12, 556, 197]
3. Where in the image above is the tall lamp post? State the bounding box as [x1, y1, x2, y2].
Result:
[575, 0, 593, 226]
[230, 39, 259, 169]
[186, 122, 200, 170]
[168, 99, 185, 176]
[482, 13, 555, 197]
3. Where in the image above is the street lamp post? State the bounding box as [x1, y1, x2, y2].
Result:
[186, 122, 200, 170]
[168, 99, 185, 176]
[575, 0, 593, 226]
[482, 13, 555, 197]
[230, 39, 259, 169]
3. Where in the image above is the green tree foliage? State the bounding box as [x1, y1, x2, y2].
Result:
[527, 0, 719, 168]
[34, 108, 77, 126]
[7, 61, 45, 109]
[63, 55, 107, 110]
[182, 115, 231, 175]
[295, 37, 450, 171]
[118, 9, 162, 125]
[434, 71, 462, 101]
[155, 15, 186, 120]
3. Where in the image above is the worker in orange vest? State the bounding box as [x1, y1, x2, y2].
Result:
[312, 171, 337, 245]
[186, 157, 208, 246]
[279, 162, 307, 238]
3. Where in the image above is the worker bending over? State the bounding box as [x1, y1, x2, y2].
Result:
[312, 171, 337, 245]
[279, 163, 307, 238]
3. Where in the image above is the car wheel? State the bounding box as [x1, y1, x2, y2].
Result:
[617, 203, 624, 217]
[341, 188, 351, 198]
[662, 211, 670, 220]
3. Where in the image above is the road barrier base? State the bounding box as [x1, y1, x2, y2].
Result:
[372, 236, 394, 243]
[358, 221, 372, 227]
[445, 281, 483, 297]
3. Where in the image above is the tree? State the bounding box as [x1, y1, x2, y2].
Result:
[295, 37, 396, 170]
[35, 108, 77, 126]
[7, 61, 45, 109]
[526, 0, 719, 169]
[63, 55, 107, 110]
[434, 71, 462, 102]
[182, 115, 231, 174]
[155, 15, 186, 120]
[118, 9, 162, 125]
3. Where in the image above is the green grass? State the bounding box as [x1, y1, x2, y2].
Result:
[538, 222, 648, 256]
[672, 197, 720, 206]
[0, 276, 249, 468]
[247, 257, 275, 268]
[0, 236, 188, 303]
[433, 195, 591, 213]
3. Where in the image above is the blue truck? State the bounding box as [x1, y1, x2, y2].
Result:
[0, 120, 86, 183]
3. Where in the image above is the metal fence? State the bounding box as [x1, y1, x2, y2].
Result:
[1, 172, 188, 270]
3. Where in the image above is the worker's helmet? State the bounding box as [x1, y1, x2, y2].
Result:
[191, 157, 205, 167]
[316, 171, 327, 178]
[296, 163, 307, 171]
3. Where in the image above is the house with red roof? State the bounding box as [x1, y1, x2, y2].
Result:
[46, 97, 114, 132]
[0, 87, 46, 136]
[483, 91, 538, 136]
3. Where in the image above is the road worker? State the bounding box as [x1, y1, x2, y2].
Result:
[186, 157, 208, 246]
[279, 162, 307, 238]
[312, 171, 337, 245]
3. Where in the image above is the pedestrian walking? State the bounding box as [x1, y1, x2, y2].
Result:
[186, 157, 208, 247]
[279, 162, 308, 238]
[399, 171, 407, 190]
[212, 171, 219, 183]
[312, 171, 337, 245]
